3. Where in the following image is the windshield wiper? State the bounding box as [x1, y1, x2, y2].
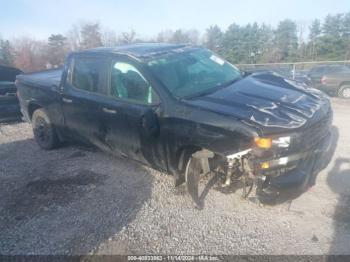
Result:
[182, 76, 242, 100]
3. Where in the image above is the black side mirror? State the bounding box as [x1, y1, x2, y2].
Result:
[241, 71, 251, 77]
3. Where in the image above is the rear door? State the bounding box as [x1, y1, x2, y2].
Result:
[61, 55, 111, 149]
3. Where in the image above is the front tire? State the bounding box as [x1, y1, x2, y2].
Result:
[32, 109, 59, 150]
[338, 85, 350, 99]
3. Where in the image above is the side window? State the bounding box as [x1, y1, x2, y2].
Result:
[71, 57, 106, 94]
[110, 61, 160, 105]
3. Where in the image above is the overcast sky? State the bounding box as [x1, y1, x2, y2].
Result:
[1, 0, 349, 40]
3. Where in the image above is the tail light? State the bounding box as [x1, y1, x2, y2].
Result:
[321, 76, 327, 85]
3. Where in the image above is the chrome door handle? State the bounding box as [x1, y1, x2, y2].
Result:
[62, 98, 73, 103]
[102, 107, 117, 114]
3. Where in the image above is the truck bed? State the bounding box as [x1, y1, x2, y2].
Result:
[16, 68, 65, 123]
[16, 68, 63, 89]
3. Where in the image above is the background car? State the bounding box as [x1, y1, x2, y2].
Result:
[307, 65, 350, 98]
[0, 65, 23, 122]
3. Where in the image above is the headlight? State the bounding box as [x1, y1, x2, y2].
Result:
[254, 137, 272, 149]
[272, 136, 291, 148]
[254, 136, 291, 149]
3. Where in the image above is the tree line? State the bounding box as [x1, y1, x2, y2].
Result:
[0, 12, 350, 72]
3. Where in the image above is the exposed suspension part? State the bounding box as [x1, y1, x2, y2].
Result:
[241, 155, 255, 198]
[224, 149, 255, 198]
[224, 160, 234, 187]
[185, 148, 261, 207]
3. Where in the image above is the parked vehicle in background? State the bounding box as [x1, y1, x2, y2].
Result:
[16, 43, 332, 206]
[308, 65, 350, 98]
[0, 65, 23, 121]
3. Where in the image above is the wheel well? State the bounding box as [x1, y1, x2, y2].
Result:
[339, 81, 350, 88]
[175, 146, 202, 173]
[28, 103, 42, 121]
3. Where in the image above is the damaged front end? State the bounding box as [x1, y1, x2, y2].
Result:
[185, 110, 333, 206]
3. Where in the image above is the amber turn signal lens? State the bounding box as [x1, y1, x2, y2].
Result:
[260, 162, 270, 169]
[254, 137, 272, 149]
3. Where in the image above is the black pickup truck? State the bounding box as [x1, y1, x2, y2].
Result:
[16, 43, 333, 205]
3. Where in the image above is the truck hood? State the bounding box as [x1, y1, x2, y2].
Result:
[184, 72, 331, 134]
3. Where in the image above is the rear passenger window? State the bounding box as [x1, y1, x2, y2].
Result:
[71, 57, 106, 94]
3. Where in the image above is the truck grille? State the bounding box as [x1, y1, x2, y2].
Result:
[299, 109, 332, 150]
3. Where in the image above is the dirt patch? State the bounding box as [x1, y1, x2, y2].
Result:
[1, 170, 107, 223]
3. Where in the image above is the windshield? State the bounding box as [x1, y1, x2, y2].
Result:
[147, 49, 241, 98]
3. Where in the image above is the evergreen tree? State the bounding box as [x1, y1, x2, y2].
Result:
[323, 14, 343, 38]
[309, 19, 322, 40]
[342, 12, 350, 59]
[48, 34, 67, 66]
[204, 25, 223, 53]
[317, 14, 348, 60]
[0, 38, 13, 66]
[308, 19, 322, 60]
[170, 29, 191, 43]
[221, 23, 243, 63]
[257, 24, 275, 62]
[274, 19, 298, 62]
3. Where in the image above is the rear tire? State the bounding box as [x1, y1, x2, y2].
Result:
[32, 109, 59, 150]
[338, 85, 350, 99]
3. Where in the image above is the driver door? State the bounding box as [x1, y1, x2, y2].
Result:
[101, 58, 166, 171]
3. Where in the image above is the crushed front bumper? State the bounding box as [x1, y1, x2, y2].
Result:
[255, 130, 332, 202]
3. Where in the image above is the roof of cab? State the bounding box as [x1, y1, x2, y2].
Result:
[78, 43, 191, 59]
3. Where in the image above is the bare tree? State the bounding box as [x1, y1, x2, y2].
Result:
[101, 28, 118, 47]
[157, 30, 174, 42]
[80, 22, 102, 49]
[12, 37, 48, 72]
[187, 29, 200, 45]
[118, 30, 136, 44]
[66, 24, 82, 51]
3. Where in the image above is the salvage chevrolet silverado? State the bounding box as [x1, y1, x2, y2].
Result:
[16, 43, 333, 205]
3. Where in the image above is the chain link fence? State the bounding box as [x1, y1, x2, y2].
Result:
[237, 61, 350, 79]
[236, 61, 350, 98]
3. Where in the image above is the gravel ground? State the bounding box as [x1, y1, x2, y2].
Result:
[0, 98, 349, 255]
